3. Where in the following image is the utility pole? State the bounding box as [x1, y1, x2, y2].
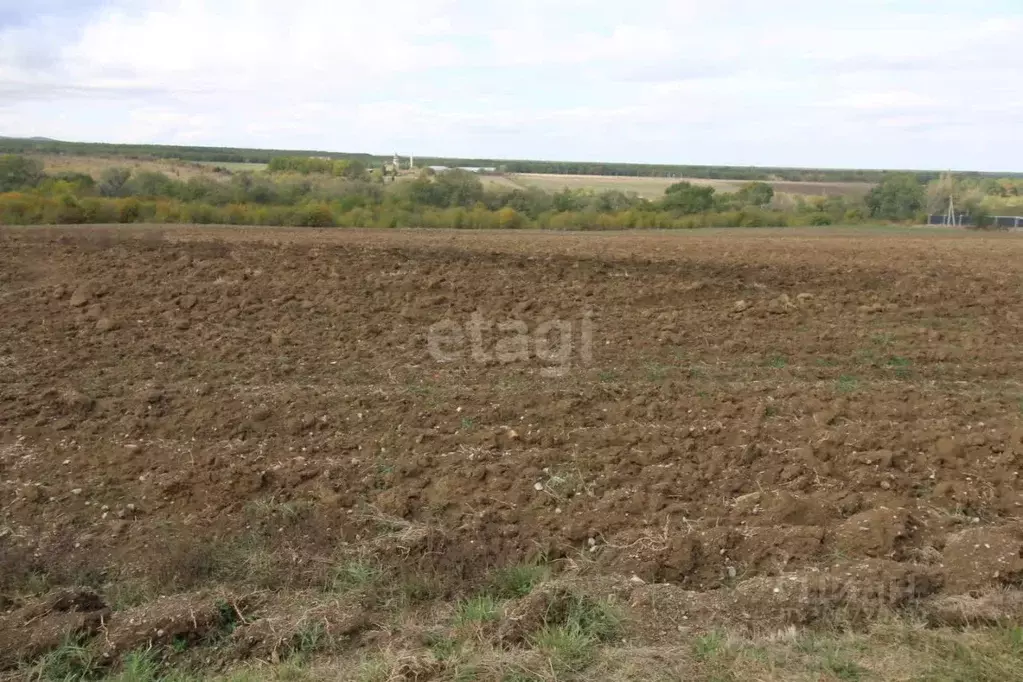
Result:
[941, 171, 957, 227]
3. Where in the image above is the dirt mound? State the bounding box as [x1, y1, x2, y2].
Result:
[98, 593, 250, 659]
[831, 507, 919, 560]
[922, 590, 1023, 626]
[227, 597, 369, 662]
[0, 589, 109, 667]
[497, 586, 585, 644]
[942, 526, 1023, 592]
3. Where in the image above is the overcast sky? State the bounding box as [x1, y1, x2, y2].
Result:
[1, 0, 1021, 170]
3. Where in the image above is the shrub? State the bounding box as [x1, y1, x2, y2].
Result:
[866, 173, 925, 220]
[50, 194, 86, 224]
[152, 200, 183, 224]
[224, 203, 251, 225]
[181, 202, 220, 224]
[99, 167, 132, 197]
[0, 192, 42, 224]
[293, 202, 335, 227]
[0, 155, 44, 191]
[662, 181, 716, 214]
[497, 206, 524, 229]
[118, 198, 141, 223]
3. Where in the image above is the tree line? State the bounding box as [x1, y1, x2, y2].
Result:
[5, 137, 1022, 184]
[0, 153, 1007, 229]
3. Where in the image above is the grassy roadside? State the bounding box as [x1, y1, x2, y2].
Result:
[24, 611, 1022, 681]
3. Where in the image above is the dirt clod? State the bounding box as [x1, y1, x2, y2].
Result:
[69, 284, 93, 307]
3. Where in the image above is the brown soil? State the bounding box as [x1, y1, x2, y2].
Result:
[4, 224, 1023, 676]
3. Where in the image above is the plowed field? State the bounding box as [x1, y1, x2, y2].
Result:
[4, 225, 1023, 681]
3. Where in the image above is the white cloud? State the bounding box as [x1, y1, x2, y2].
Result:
[56, 0, 462, 95]
[0, 0, 1021, 169]
[124, 106, 218, 143]
[824, 91, 941, 111]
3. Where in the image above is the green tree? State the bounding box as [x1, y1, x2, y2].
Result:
[38, 172, 95, 196]
[866, 173, 925, 220]
[662, 181, 716, 214]
[180, 176, 225, 203]
[961, 195, 992, 228]
[551, 189, 585, 212]
[49, 171, 95, 193]
[432, 170, 484, 207]
[404, 177, 444, 207]
[0, 155, 44, 192]
[268, 156, 334, 174]
[971, 204, 992, 228]
[98, 167, 132, 197]
[499, 188, 553, 217]
[337, 159, 368, 180]
[129, 171, 176, 197]
[735, 182, 774, 207]
[596, 190, 638, 213]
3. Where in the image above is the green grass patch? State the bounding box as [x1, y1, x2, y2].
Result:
[823, 653, 868, 681]
[216, 599, 241, 635]
[563, 595, 622, 643]
[424, 632, 463, 662]
[355, 655, 392, 682]
[645, 362, 670, 382]
[795, 633, 870, 681]
[404, 381, 434, 397]
[914, 626, 1023, 681]
[287, 622, 330, 662]
[106, 650, 162, 682]
[488, 563, 551, 599]
[837, 375, 859, 393]
[530, 622, 595, 674]
[455, 595, 501, 627]
[525, 593, 623, 675]
[693, 631, 728, 662]
[887, 355, 912, 378]
[327, 559, 381, 593]
[25, 635, 102, 681]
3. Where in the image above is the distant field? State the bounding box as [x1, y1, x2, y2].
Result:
[26, 153, 873, 200]
[30, 154, 223, 180]
[195, 160, 268, 172]
[495, 172, 874, 199]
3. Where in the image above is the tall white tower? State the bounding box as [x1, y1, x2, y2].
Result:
[410, 154, 415, 171]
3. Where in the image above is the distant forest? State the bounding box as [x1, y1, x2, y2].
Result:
[2, 136, 1020, 184]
